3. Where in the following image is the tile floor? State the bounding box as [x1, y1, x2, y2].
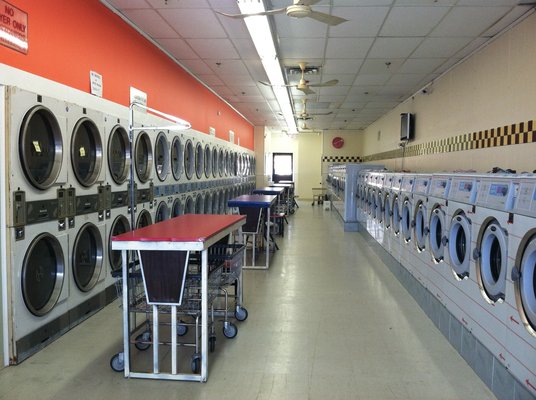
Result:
[0, 203, 496, 400]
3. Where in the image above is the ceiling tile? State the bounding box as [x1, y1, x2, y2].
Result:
[360, 58, 405, 74]
[160, 8, 227, 38]
[354, 74, 391, 85]
[431, 6, 512, 37]
[321, 74, 356, 86]
[207, 59, 249, 75]
[329, 7, 390, 37]
[186, 38, 239, 59]
[108, 0, 150, 8]
[179, 59, 214, 75]
[155, 38, 198, 59]
[453, 37, 489, 59]
[387, 73, 427, 86]
[317, 85, 351, 96]
[279, 38, 327, 59]
[274, 15, 329, 38]
[412, 37, 474, 58]
[398, 58, 447, 73]
[368, 37, 423, 58]
[325, 38, 375, 58]
[322, 59, 364, 75]
[231, 38, 259, 60]
[379, 6, 450, 37]
[147, 0, 210, 7]
[123, 9, 177, 38]
[197, 74, 224, 86]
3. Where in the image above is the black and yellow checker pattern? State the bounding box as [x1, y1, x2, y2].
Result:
[362, 119, 536, 163]
[322, 155, 362, 163]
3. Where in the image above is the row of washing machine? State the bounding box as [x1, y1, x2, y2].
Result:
[357, 170, 536, 394]
[3, 86, 256, 364]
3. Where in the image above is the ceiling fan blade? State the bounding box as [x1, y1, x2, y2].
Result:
[311, 111, 333, 116]
[259, 81, 296, 88]
[309, 79, 339, 88]
[297, 0, 322, 5]
[216, 7, 286, 19]
[297, 86, 315, 95]
[307, 11, 348, 26]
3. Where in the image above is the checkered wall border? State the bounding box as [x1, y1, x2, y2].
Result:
[362, 119, 536, 162]
[322, 155, 362, 163]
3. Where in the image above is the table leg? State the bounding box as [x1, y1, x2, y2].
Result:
[201, 249, 208, 381]
[122, 250, 130, 377]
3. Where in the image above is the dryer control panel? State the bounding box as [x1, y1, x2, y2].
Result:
[513, 179, 536, 217]
[476, 178, 515, 210]
[429, 176, 451, 198]
[448, 177, 478, 204]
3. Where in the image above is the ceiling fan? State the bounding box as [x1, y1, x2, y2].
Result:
[260, 62, 338, 95]
[216, 0, 348, 26]
[295, 99, 332, 120]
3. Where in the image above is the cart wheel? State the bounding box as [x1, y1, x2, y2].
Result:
[177, 321, 188, 336]
[110, 352, 124, 372]
[235, 306, 248, 322]
[223, 322, 238, 339]
[209, 336, 216, 353]
[191, 354, 201, 373]
[135, 331, 151, 351]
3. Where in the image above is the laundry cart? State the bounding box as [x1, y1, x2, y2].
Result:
[312, 187, 327, 205]
[110, 214, 246, 381]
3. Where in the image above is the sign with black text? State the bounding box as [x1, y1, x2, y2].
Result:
[0, 0, 28, 54]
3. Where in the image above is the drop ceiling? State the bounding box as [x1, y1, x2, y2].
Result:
[102, 0, 534, 132]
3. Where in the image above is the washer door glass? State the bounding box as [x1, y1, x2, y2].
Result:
[414, 202, 427, 251]
[71, 117, 103, 187]
[172, 198, 183, 217]
[218, 149, 225, 177]
[171, 136, 184, 181]
[219, 190, 226, 214]
[154, 132, 170, 182]
[212, 192, 220, 214]
[108, 215, 130, 272]
[155, 201, 170, 222]
[184, 139, 194, 180]
[136, 209, 152, 229]
[19, 105, 63, 190]
[449, 213, 471, 278]
[376, 191, 383, 222]
[401, 198, 412, 242]
[72, 223, 103, 292]
[204, 193, 212, 214]
[384, 194, 391, 229]
[22, 233, 65, 316]
[135, 132, 153, 183]
[108, 125, 130, 185]
[479, 221, 508, 302]
[515, 236, 536, 334]
[392, 196, 401, 235]
[212, 148, 219, 178]
[429, 207, 446, 262]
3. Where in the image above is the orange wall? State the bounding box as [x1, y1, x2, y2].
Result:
[0, 0, 254, 149]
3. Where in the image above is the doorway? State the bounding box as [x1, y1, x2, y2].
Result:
[272, 153, 293, 182]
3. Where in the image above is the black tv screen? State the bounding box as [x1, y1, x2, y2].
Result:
[400, 113, 415, 141]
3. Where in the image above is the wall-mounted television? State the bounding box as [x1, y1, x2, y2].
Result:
[400, 113, 415, 141]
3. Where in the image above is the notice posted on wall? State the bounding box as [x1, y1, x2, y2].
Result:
[90, 71, 103, 97]
[0, 0, 28, 54]
[229, 130, 235, 144]
[130, 87, 147, 112]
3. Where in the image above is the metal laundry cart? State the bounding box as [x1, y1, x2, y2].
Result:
[312, 187, 327, 205]
[110, 214, 245, 381]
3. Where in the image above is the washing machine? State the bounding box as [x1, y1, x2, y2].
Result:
[105, 115, 130, 194]
[203, 190, 213, 214]
[68, 215, 107, 326]
[155, 197, 172, 222]
[388, 173, 404, 263]
[380, 173, 394, 252]
[211, 189, 220, 214]
[211, 145, 219, 180]
[183, 137, 195, 182]
[171, 195, 184, 217]
[183, 193, 195, 214]
[399, 174, 415, 272]
[106, 201, 131, 288]
[204, 143, 213, 182]
[7, 88, 69, 230]
[170, 134, 185, 183]
[154, 131, 171, 184]
[194, 139, 205, 182]
[7, 219, 70, 363]
[410, 174, 432, 285]
[506, 176, 536, 393]
[428, 174, 452, 266]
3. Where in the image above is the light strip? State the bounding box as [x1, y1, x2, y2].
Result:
[238, 0, 297, 133]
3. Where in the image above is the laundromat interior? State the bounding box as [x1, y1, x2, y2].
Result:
[0, 1, 535, 399]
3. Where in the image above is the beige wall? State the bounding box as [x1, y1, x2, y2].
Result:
[361, 13, 536, 173]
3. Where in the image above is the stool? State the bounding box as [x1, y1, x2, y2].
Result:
[270, 212, 286, 237]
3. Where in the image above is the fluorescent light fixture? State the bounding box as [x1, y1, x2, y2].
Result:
[238, 0, 297, 133]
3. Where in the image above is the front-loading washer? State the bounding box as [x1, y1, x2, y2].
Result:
[389, 173, 404, 263]
[194, 140, 205, 182]
[410, 174, 432, 286]
[106, 201, 131, 289]
[104, 115, 130, 194]
[212, 189, 220, 214]
[170, 134, 185, 183]
[203, 190, 213, 214]
[7, 219, 70, 363]
[204, 143, 213, 182]
[171, 195, 184, 217]
[155, 198, 172, 222]
[68, 215, 107, 326]
[136, 207, 153, 229]
[183, 137, 195, 182]
[502, 176, 536, 396]
[184, 193, 195, 214]
[399, 174, 415, 272]
[7, 87, 69, 227]
[154, 131, 171, 184]
[380, 173, 394, 253]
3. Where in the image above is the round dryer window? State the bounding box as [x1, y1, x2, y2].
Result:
[401, 198, 412, 242]
[155, 201, 170, 222]
[477, 220, 508, 302]
[384, 194, 391, 229]
[108, 215, 130, 272]
[514, 232, 536, 334]
[195, 143, 204, 179]
[107, 125, 130, 185]
[22, 232, 65, 316]
[212, 192, 220, 214]
[184, 195, 194, 214]
[392, 195, 401, 235]
[71, 117, 103, 187]
[136, 209, 152, 229]
[414, 202, 427, 251]
[135, 132, 153, 183]
[204, 193, 212, 214]
[212, 148, 219, 178]
[449, 213, 471, 278]
[172, 198, 183, 217]
[184, 139, 195, 180]
[19, 105, 64, 190]
[204, 145, 212, 178]
[224, 150, 230, 176]
[171, 136, 184, 181]
[195, 194, 203, 214]
[154, 132, 170, 182]
[72, 223, 103, 292]
[218, 149, 225, 177]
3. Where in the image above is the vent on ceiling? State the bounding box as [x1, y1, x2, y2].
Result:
[286, 65, 321, 75]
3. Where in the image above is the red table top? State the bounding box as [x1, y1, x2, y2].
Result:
[112, 214, 245, 243]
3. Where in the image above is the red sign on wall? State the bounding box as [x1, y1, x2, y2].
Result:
[0, 0, 28, 54]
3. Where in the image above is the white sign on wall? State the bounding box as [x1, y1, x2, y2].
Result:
[229, 130, 235, 143]
[90, 71, 103, 97]
[130, 87, 147, 111]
